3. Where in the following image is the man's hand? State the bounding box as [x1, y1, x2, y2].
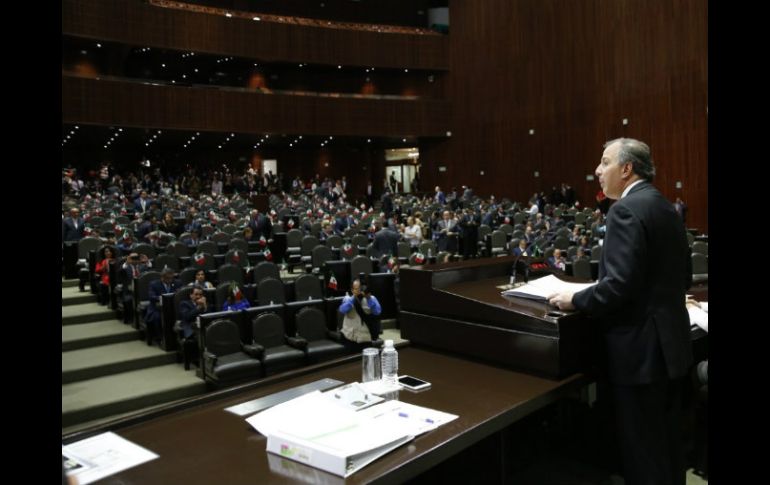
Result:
[548, 292, 575, 311]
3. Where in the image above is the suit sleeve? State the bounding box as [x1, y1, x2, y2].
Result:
[572, 203, 647, 318]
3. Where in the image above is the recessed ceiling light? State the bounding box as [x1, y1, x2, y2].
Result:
[225, 13, 232, 17]
[253, 16, 261, 21]
[96, 43, 102, 48]
[162, 64, 166, 68]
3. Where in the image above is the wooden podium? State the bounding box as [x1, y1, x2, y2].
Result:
[399, 256, 592, 379]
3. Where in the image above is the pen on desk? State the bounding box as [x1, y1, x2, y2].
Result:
[398, 412, 409, 418]
[425, 418, 435, 424]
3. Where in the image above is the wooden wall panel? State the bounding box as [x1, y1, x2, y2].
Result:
[420, 0, 708, 232]
[62, 75, 450, 137]
[63, 0, 448, 71]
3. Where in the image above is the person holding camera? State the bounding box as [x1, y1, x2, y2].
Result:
[338, 279, 382, 350]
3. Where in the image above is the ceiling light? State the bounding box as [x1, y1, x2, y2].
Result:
[253, 16, 261, 21]
[96, 43, 102, 48]
[162, 64, 166, 68]
[225, 13, 232, 18]
[218, 145, 222, 149]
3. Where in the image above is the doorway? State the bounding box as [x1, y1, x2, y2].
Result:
[385, 147, 419, 194]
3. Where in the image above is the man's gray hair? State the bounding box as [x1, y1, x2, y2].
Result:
[604, 138, 656, 182]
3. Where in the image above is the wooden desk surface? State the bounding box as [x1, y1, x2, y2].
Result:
[77, 348, 584, 484]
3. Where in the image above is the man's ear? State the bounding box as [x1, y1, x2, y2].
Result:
[621, 162, 634, 179]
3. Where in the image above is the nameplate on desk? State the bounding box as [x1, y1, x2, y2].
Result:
[224, 378, 344, 416]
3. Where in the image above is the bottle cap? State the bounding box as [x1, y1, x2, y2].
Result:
[384, 339, 394, 348]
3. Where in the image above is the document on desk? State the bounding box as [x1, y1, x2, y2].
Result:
[62, 432, 159, 485]
[501, 274, 597, 301]
[687, 301, 708, 332]
[246, 389, 457, 477]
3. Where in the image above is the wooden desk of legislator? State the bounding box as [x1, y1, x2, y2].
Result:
[399, 255, 592, 379]
[62, 348, 585, 484]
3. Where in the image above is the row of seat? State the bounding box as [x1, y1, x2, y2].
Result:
[196, 305, 358, 387]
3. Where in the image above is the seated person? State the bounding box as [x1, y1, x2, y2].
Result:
[338, 279, 382, 350]
[190, 269, 214, 289]
[573, 246, 588, 262]
[222, 284, 250, 312]
[178, 285, 211, 339]
[145, 267, 181, 344]
[547, 248, 567, 271]
[512, 239, 531, 257]
[184, 228, 202, 248]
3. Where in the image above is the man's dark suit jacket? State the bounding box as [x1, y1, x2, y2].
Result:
[372, 228, 400, 259]
[62, 217, 85, 241]
[146, 279, 180, 325]
[249, 214, 272, 240]
[572, 182, 693, 386]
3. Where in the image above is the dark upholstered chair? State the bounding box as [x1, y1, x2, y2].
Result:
[572, 257, 593, 280]
[294, 307, 346, 364]
[202, 318, 262, 386]
[245, 312, 306, 376]
[257, 277, 286, 306]
[216, 263, 244, 286]
[294, 274, 323, 301]
[253, 261, 281, 284]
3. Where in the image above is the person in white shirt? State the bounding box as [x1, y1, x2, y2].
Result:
[402, 216, 423, 248]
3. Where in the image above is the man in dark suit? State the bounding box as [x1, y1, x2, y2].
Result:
[372, 219, 400, 260]
[145, 267, 180, 344]
[549, 138, 692, 485]
[62, 208, 85, 241]
[134, 190, 152, 213]
[248, 209, 272, 240]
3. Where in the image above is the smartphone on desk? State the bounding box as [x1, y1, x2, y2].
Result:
[398, 375, 431, 391]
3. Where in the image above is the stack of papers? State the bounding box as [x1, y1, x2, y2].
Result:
[501, 274, 597, 301]
[62, 432, 158, 485]
[246, 387, 457, 477]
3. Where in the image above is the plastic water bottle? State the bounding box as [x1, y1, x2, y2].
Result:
[381, 339, 398, 386]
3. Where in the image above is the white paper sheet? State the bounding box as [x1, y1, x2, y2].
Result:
[62, 432, 159, 485]
[502, 274, 597, 301]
